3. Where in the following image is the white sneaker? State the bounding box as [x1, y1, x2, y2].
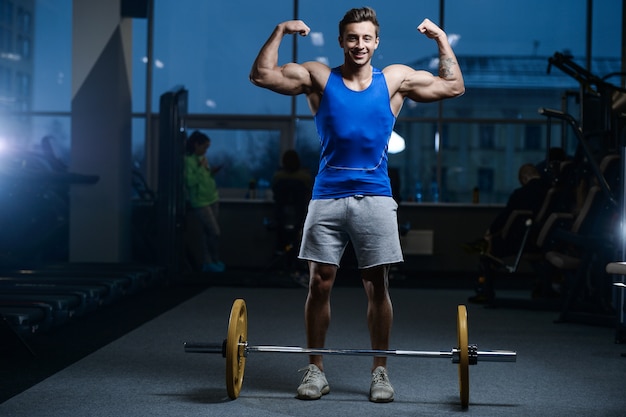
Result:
[296, 364, 330, 400]
[369, 366, 394, 403]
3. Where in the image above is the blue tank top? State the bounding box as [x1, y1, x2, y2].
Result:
[313, 66, 396, 199]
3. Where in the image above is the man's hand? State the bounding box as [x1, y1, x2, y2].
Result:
[281, 20, 311, 37]
[417, 18, 445, 39]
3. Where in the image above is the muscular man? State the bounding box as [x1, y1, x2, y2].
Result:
[250, 7, 464, 402]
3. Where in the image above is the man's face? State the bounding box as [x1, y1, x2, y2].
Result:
[339, 21, 379, 66]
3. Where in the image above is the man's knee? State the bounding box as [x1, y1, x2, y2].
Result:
[361, 265, 389, 283]
[361, 265, 390, 298]
[309, 263, 336, 292]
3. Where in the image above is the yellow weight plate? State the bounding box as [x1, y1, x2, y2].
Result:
[457, 304, 469, 408]
[225, 299, 248, 399]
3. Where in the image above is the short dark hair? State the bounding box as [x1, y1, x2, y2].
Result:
[339, 7, 380, 37]
[185, 130, 210, 154]
[281, 149, 301, 173]
[518, 163, 539, 184]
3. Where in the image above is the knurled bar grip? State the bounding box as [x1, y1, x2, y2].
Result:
[183, 342, 516, 363]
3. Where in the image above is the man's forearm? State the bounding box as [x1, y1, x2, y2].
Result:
[435, 36, 464, 95]
[436, 37, 461, 80]
[250, 24, 285, 84]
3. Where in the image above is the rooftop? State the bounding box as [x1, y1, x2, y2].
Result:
[411, 54, 623, 89]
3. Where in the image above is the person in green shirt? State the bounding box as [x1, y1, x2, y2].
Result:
[184, 130, 224, 273]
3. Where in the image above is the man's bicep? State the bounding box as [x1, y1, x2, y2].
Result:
[271, 62, 313, 95]
[400, 70, 441, 102]
[251, 63, 308, 95]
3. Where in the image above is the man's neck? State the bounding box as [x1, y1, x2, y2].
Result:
[340, 63, 373, 91]
[342, 61, 371, 76]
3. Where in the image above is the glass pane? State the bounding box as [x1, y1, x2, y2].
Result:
[389, 120, 571, 204]
[144, 1, 294, 114]
[189, 128, 282, 197]
[132, 116, 146, 164]
[132, 18, 148, 113]
[445, 0, 621, 121]
[391, 121, 438, 203]
[32, 0, 71, 112]
[0, 114, 69, 158]
[31, 115, 71, 162]
[448, 1, 588, 57]
[1, 1, 71, 148]
[593, 1, 622, 61]
[294, 118, 326, 173]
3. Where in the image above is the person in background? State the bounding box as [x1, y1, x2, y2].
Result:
[250, 7, 464, 402]
[535, 147, 569, 186]
[271, 149, 313, 283]
[468, 163, 549, 303]
[184, 130, 225, 273]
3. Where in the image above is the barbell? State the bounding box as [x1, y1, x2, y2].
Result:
[184, 298, 516, 408]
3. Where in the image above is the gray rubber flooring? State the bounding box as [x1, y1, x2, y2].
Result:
[0, 286, 624, 416]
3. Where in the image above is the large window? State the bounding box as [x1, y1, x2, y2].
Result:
[0, 0, 71, 153]
[138, 0, 621, 202]
[1, 0, 622, 203]
[135, 0, 294, 115]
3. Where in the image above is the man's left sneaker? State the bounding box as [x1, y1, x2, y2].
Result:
[369, 366, 394, 403]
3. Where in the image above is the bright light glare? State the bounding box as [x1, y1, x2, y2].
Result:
[316, 56, 329, 66]
[142, 57, 164, 69]
[0, 52, 21, 61]
[448, 33, 461, 47]
[310, 32, 324, 47]
[427, 35, 460, 69]
[388, 131, 405, 154]
[434, 131, 440, 152]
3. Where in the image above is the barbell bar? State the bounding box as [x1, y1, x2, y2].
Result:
[185, 343, 516, 361]
[184, 298, 516, 408]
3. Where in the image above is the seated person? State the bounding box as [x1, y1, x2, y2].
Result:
[271, 150, 312, 275]
[468, 163, 550, 303]
[535, 146, 569, 186]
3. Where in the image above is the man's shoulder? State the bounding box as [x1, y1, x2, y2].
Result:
[382, 64, 419, 94]
[302, 61, 331, 75]
[302, 61, 331, 91]
[382, 63, 414, 77]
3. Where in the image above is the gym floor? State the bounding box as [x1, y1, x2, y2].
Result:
[1, 273, 624, 416]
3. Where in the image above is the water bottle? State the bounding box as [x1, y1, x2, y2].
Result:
[247, 178, 257, 199]
[414, 181, 423, 202]
[431, 180, 439, 202]
[257, 178, 269, 200]
[472, 187, 480, 204]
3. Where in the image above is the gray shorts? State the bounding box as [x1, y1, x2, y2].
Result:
[298, 196, 404, 268]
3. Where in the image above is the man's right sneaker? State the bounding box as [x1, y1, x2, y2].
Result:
[369, 366, 394, 403]
[296, 364, 330, 400]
